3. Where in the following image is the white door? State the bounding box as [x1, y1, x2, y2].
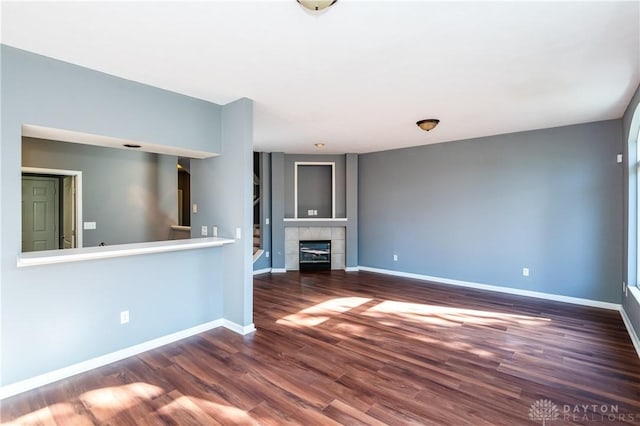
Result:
[22, 175, 59, 252]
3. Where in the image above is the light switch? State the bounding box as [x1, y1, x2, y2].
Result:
[235, 227, 242, 239]
[192, 203, 198, 213]
[84, 222, 96, 230]
[308, 209, 314, 216]
[266, 218, 270, 225]
[201, 226, 208, 236]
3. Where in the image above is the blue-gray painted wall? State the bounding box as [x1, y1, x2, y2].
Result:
[191, 98, 254, 327]
[1, 45, 221, 153]
[359, 120, 623, 303]
[0, 45, 251, 386]
[271, 153, 286, 270]
[622, 83, 640, 337]
[345, 154, 358, 269]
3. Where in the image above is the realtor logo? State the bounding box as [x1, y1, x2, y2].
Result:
[529, 399, 560, 425]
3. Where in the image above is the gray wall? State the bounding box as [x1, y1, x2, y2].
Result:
[345, 154, 358, 269]
[191, 98, 254, 327]
[359, 120, 623, 303]
[623, 83, 640, 337]
[284, 155, 346, 218]
[297, 165, 333, 218]
[271, 153, 286, 269]
[0, 45, 251, 387]
[22, 137, 178, 247]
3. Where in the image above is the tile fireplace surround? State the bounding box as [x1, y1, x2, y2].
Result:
[285, 227, 346, 270]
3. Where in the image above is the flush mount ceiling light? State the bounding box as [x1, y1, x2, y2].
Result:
[314, 143, 325, 149]
[416, 119, 440, 132]
[297, 0, 337, 11]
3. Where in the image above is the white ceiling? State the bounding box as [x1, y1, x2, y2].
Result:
[2, 1, 639, 154]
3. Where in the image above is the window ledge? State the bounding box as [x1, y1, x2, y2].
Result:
[17, 237, 234, 267]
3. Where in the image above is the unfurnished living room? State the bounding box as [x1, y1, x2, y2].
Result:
[1, 1, 640, 425]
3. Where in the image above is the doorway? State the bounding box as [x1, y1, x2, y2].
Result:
[21, 167, 83, 252]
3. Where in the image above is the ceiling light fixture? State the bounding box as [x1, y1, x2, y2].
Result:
[416, 119, 440, 132]
[297, 0, 337, 11]
[314, 143, 325, 148]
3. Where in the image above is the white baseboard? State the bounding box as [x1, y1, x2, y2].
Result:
[345, 266, 360, 272]
[357, 266, 621, 311]
[271, 268, 287, 273]
[222, 320, 256, 335]
[0, 317, 257, 400]
[620, 307, 640, 359]
[253, 268, 271, 275]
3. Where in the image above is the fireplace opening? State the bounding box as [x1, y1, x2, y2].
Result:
[299, 240, 331, 271]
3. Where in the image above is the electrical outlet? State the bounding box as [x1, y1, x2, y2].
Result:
[201, 226, 208, 236]
[235, 227, 242, 239]
[212, 226, 218, 237]
[120, 310, 129, 325]
[393, 254, 398, 261]
[266, 251, 270, 258]
[522, 267, 529, 277]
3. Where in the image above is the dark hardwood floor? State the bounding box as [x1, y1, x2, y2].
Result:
[2, 271, 640, 425]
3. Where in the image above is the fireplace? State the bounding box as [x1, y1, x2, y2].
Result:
[299, 240, 331, 271]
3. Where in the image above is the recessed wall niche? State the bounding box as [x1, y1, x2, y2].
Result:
[294, 162, 335, 219]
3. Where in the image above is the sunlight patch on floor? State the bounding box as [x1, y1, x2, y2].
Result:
[2, 383, 261, 426]
[2, 404, 60, 426]
[175, 395, 259, 425]
[277, 296, 371, 327]
[80, 382, 164, 422]
[365, 300, 550, 327]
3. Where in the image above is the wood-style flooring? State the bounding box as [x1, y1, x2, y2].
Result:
[2, 271, 640, 425]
